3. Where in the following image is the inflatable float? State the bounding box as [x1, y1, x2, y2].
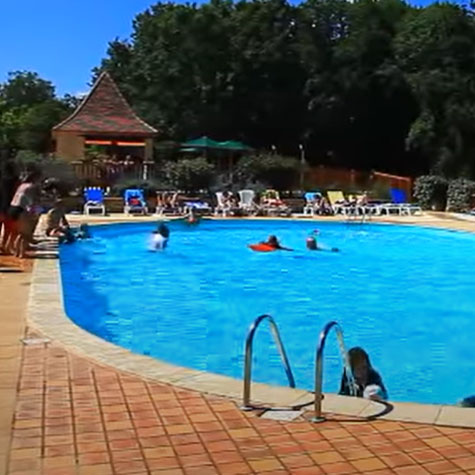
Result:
[248, 243, 277, 252]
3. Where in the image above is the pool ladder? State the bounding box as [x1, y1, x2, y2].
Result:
[241, 316, 358, 422]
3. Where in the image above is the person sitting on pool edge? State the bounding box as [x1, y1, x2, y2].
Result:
[45, 199, 75, 243]
[262, 235, 293, 251]
[149, 222, 170, 250]
[339, 347, 387, 401]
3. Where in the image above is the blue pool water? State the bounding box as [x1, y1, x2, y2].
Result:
[60, 220, 475, 404]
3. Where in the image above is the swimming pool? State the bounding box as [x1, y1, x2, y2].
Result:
[60, 220, 475, 405]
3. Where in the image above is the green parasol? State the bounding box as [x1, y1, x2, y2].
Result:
[181, 136, 222, 149]
[217, 140, 252, 151]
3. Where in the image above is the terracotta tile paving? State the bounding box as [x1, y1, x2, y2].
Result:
[2, 338, 475, 474]
[4, 215, 475, 474]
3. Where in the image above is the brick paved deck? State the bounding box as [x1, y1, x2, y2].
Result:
[4, 213, 475, 474]
[7, 336, 475, 475]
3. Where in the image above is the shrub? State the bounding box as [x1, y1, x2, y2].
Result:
[111, 177, 170, 197]
[413, 175, 448, 211]
[446, 178, 475, 212]
[235, 154, 299, 190]
[163, 157, 215, 192]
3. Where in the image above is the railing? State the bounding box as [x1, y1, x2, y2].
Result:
[242, 315, 295, 410]
[71, 161, 160, 186]
[313, 321, 357, 422]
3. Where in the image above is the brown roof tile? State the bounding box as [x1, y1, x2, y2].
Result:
[53, 72, 157, 136]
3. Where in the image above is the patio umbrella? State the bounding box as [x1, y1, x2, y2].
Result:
[181, 136, 222, 149]
[217, 140, 253, 151]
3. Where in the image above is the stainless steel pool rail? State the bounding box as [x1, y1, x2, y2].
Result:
[241, 314, 295, 410]
[312, 320, 358, 422]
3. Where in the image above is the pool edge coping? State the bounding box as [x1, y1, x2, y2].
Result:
[27, 216, 475, 428]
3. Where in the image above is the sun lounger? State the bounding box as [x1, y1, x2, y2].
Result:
[303, 191, 321, 216]
[183, 200, 212, 215]
[124, 189, 148, 215]
[215, 192, 231, 217]
[238, 190, 258, 215]
[326, 191, 348, 215]
[260, 189, 291, 216]
[379, 189, 422, 215]
[83, 187, 106, 216]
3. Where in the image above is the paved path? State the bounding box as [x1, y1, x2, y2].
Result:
[6, 333, 475, 475]
[3, 213, 475, 474]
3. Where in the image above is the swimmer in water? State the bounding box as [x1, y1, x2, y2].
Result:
[149, 222, 170, 250]
[185, 207, 200, 225]
[306, 230, 339, 252]
[262, 235, 293, 251]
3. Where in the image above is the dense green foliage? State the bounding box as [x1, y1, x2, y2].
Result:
[235, 154, 299, 189]
[446, 178, 475, 212]
[163, 157, 215, 191]
[94, 0, 475, 179]
[413, 175, 448, 210]
[3, 0, 475, 185]
[0, 71, 73, 155]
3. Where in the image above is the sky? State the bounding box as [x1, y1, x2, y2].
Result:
[0, 0, 449, 98]
[1, 0, 154, 97]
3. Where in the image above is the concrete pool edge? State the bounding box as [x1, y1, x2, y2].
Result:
[28, 252, 475, 428]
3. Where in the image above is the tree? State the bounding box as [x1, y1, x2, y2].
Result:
[395, 4, 475, 177]
[0, 71, 71, 154]
[84, 0, 475, 180]
[0, 71, 55, 108]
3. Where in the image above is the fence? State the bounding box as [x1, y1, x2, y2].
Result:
[71, 161, 160, 186]
[304, 165, 370, 191]
[70, 160, 413, 198]
[304, 166, 413, 199]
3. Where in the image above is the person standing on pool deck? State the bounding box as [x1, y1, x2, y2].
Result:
[339, 347, 387, 401]
[149, 222, 170, 250]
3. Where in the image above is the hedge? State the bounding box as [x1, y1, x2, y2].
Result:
[446, 178, 475, 212]
[413, 175, 448, 211]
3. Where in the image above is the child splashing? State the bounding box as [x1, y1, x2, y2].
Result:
[149, 222, 170, 251]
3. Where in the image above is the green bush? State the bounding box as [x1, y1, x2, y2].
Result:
[163, 157, 215, 192]
[235, 154, 299, 190]
[446, 178, 475, 212]
[413, 175, 448, 210]
[111, 177, 170, 197]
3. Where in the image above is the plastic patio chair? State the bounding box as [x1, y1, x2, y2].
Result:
[261, 189, 291, 216]
[303, 191, 321, 216]
[379, 189, 422, 216]
[124, 189, 148, 215]
[183, 200, 212, 215]
[215, 192, 231, 217]
[238, 190, 257, 214]
[326, 191, 348, 215]
[83, 187, 106, 216]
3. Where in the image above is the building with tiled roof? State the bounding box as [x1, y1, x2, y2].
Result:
[52, 72, 157, 161]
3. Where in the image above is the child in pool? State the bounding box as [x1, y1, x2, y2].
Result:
[306, 230, 339, 252]
[339, 347, 387, 401]
[149, 222, 170, 250]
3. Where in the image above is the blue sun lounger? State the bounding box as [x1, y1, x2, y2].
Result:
[83, 187, 106, 215]
[124, 189, 148, 215]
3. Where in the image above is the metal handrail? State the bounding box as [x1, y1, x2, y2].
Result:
[313, 321, 357, 422]
[242, 314, 295, 410]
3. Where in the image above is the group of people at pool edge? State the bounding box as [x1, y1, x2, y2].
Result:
[0, 166, 91, 257]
